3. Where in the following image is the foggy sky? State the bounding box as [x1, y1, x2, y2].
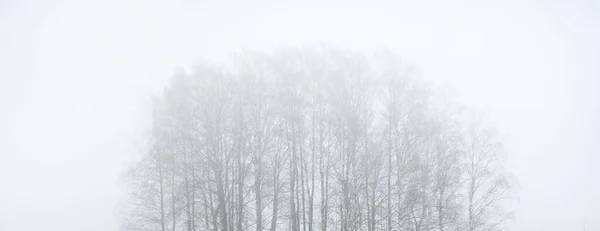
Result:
[1, 0, 599, 230]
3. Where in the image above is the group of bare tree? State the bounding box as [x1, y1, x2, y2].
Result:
[121, 48, 513, 231]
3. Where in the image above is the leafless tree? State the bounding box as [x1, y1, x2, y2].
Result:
[464, 117, 513, 231]
[121, 48, 515, 231]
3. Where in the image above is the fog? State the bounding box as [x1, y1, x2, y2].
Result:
[1, 0, 599, 230]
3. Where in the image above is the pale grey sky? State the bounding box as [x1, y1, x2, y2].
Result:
[1, 0, 599, 230]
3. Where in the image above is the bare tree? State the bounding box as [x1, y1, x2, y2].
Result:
[464, 117, 512, 231]
[121, 48, 515, 231]
[430, 102, 463, 231]
[122, 94, 179, 231]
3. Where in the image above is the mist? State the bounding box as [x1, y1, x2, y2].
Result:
[1, 0, 599, 231]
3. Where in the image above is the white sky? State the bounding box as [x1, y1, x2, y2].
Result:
[1, 0, 599, 230]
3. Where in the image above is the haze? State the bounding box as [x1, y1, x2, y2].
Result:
[1, 0, 599, 230]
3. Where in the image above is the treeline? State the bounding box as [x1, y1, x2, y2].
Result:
[121, 48, 513, 231]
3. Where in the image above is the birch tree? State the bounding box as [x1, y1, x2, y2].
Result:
[121, 47, 515, 231]
[464, 118, 512, 231]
